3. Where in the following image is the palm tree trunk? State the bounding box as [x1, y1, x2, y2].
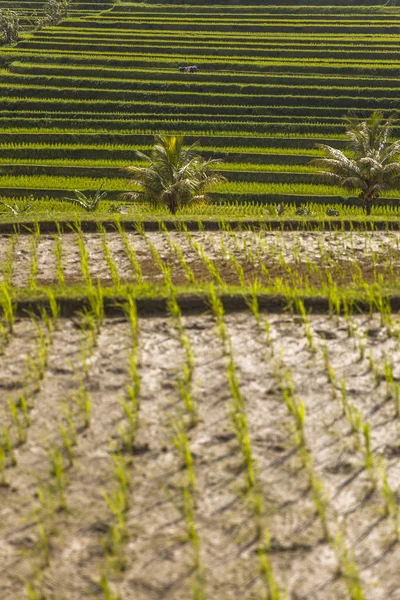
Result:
[168, 193, 178, 214]
[363, 195, 372, 216]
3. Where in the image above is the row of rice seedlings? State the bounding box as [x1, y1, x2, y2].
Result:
[52, 224, 65, 289]
[167, 285, 197, 426]
[3, 305, 58, 487]
[208, 286, 282, 599]
[0, 142, 323, 157]
[117, 295, 140, 453]
[97, 223, 121, 289]
[0, 308, 56, 561]
[24, 302, 107, 597]
[114, 220, 143, 284]
[0, 121, 345, 138]
[12, 68, 400, 100]
[161, 223, 196, 285]
[322, 343, 399, 538]
[166, 289, 205, 599]
[97, 296, 141, 599]
[0, 174, 129, 191]
[6, 43, 400, 71]
[273, 360, 366, 599]
[171, 416, 205, 600]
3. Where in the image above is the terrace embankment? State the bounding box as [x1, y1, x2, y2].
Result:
[2, 1, 400, 208]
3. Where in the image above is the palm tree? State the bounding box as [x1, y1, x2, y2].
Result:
[311, 111, 400, 215]
[124, 134, 226, 214]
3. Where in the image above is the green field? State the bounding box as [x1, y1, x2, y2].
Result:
[3, 0, 400, 210]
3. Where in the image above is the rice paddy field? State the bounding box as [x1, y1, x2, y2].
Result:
[2, 1, 400, 600]
[3, 0, 400, 208]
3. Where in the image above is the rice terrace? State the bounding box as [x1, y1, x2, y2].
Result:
[2, 0, 400, 599]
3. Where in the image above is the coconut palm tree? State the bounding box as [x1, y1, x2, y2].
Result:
[124, 134, 226, 214]
[311, 111, 400, 215]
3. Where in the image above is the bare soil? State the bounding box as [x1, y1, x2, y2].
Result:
[0, 310, 400, 599]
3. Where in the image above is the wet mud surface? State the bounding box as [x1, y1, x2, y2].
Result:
[1, 229, 400, 290]
[0, 312, 399, 599]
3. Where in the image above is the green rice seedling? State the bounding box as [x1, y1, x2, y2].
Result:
[47, 447, 68, 511]
[103, 488, 128, 550]
[72, 379, 92, 429]
[228, 252, 246, 287]
[378, 463, 399, 536]
[76, 230, 93, 289]
[118, 396, 138, 453]
[115, 221, 143, 284]
[0, 283, 15, 333]
[322, 344, 336, 388]
[0, 322, 8, 355]
[245, 279, 262, 326]
[8, 399, 27, 445]
[0, 447, 8, 487]
[355, 331, 367, 361]
[383, 359, 400, 416]
[102, 454, 131, 571]
[264, 319, 274, 356]
[112, 454, 131, 500]
[45, 289, 61, 325]
[98, 223, 121, 289]
[185, 233, 223, 287]
[257, 535, 282, 600]
[165, 234, 195, 284]
[1, 427, 16, 466]
[88, 281, 105, 335]
[17, 392, 31, 428]
[347, 402, 363, 437]
[126, 347, 140, 401]
[171, 413, 205, 599]
[59, 421, 76, 467]
[226, 350, 256, 491]
[182, 485, 204, 600]
[23, 356, 40, 393]
[145, 234, 173, 284]
[35, 519, 51, 568]
[362, 422, 375, 475]
[117, 301, 140, 451]
[36, 483, 56, 527]
[33, 318, 50, 366]
[339, 379, 350, 419]
[39, 307, 54, 344]
[24, 579, 46, 600]
[52, 233, 65, 289]
[295, 297, 315, 352]
[167, 288, 198, 425]
[98, 570, 121, 600]
[0, 235, 16, 288]
[304, 451, 331, 542]
[28, 233, 39, 292]
[333, 532, 365, 600]
[173, 419, 196, 493]
[208, 284, 227, 350]
[277, 368, 306, 449]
